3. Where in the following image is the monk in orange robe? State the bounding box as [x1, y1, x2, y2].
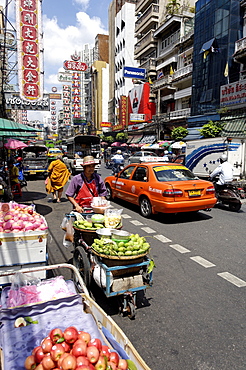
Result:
[46, 154, 71, 203]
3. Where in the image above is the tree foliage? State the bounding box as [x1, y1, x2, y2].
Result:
[171, 126, 188, 141]
[199, 120, 225, 138]
[116, 132, 128, 141]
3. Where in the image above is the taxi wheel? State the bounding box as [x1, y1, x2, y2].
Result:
[139, 197, 152, 218]
[105, 183, 112, 200]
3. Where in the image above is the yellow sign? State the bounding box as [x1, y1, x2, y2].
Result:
[154, 165, 187, 172]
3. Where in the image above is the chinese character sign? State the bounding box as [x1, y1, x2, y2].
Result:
[63, 85, 72, 126]
[16, 0, 44, 101]
[72, 72, 81, 120]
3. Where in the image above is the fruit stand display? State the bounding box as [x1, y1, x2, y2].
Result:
[0, 263, 151, 370]
[71, 211, 154, 319]
[0, 202, 48, 285]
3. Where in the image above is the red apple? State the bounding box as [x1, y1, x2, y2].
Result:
[94, 355, 107, 370]
[61, 354, 77, 370]
[41, 337, 53, 353]
[41, 354, 55, 370]
[88, 365, 95, 370]
[34, 346, 45, 363]
[64, 326, 78, 344]
[35, 364, 45, 370]
[100, 345, 110, 360]
[75, 366, 91, 370]
[109, 352, 119, 366]
[61, 340, 71, 352]
[76, 356, 90, 367]
[24, 355, 36, 370]
[49, 328, 63, 343]
[57, 352, 70, 368]
[71, 341, 87, 357]
[88, 339, 102, 352]
[50, 343, 65, 361]
[106, 361, 117, 370]
[32, 346, 40, 356]
[78, 331, 91, 344]
[86, 346, 100, 364]
[117, 359, 128, 370]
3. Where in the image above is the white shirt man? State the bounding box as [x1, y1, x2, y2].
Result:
[210, 154, 234, 185]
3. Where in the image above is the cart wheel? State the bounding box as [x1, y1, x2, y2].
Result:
[73, 246, 91, 288]
[127, 302, 136, 320]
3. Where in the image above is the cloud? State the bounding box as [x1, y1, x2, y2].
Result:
[74, 0, 90, 9]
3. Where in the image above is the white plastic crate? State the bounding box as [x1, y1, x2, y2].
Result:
[0, 262, 47, 285]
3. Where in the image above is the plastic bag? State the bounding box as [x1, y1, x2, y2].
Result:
[60, 216, 68, 231]
[6, 272, 41, 308]
[104, 208, 123, 228]
[93, 264, 113, 288]
[64, 217, 74, 242]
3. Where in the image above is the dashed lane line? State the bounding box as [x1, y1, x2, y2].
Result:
[169, 244, 191, 254]
[141, 226, 156, 233]
[130, 220, 144, 226]
[190, 256, 216, 268]
[154, 234, 172, 243]
[217, 272, 246, 287]
[121, 214, 132, 219]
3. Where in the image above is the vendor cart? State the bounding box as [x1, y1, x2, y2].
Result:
[0, 263, 151, 370]
[72, 226, 153, 320]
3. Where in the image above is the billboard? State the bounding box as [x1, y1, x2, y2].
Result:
[220, 81, 246, 108]
[16, 0, 44, 101]
[123, 66, 146, 80]
[5, 93, 49, 110]
[128, 82, 155, 124]
[63, 60, 88, 72]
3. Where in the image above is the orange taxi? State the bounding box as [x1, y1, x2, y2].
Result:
[104, 162, 217, 217]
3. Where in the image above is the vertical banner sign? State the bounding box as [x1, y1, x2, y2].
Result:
[63, 85, 72, 126]
[72, 72, 81, 119]
[120, 95, 128, 128]
[16, 0, 44, 101]
[50, 100, 57, 132]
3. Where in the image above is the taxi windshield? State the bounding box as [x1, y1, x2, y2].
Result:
[153, 165, 198, 182]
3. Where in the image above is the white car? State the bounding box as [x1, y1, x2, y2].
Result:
[128, 151, 166, 164]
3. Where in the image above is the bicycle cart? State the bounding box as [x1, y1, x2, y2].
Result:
[72, 226, 153, 320]
[0, 263, 151, 370]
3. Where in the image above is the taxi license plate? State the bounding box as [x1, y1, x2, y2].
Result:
[29, 171, 36, 175]
[188, 190, 201, 197]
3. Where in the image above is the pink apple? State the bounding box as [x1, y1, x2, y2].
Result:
[117, 359, 128, 370]
[86, 346, 100, 364]
[41, 337, 53, 353]
[24, 355, 36, 370]
[94, 355, 107, 370]
[61, 354, 77, 370]
[100, 345, 110, 360]
[106, 361, 117, 370]
[50, 343, 65, 361]
[64, 326, 79, 344]
[34, 346, 45, 363]
[88, 338, 102, 352]
[71, 341, 87, 357]
[61, 340, 71, 352]
[35, 364, 45, 370]
[57, 352, 70, 368]
[78, 331, 91, 344]
[41, 354, 55, 370]
[76, 356, 90, 367]
[109, 352, 119, 366]
[49, 328, 64, 343]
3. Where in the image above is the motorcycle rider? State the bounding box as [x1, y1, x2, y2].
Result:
[210, 154, 234, 191]
[111, 150, 124, 174]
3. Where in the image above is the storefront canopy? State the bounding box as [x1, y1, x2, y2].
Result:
[0, 130, 37, 138]
[138, 135, 156, 145]
[0, 118, 42, 132]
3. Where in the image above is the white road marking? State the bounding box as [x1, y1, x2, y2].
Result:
[190, 256, 216, 268]
[217, 272, 246, 287]
[141, 227, 156, 233]
[154, 234, 172, 243]
[169, 244, 190, 253]
[121, 214, 132, 219]
[130, 220, 144, 226]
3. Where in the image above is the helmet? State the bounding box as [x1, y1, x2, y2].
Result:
[164, 150, 168, 154]
[220, 154, 227, 162]
[117, 150, 122, 154]
[17, 157, 23, 162]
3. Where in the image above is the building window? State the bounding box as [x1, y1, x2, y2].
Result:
[181, 98, 190, 109]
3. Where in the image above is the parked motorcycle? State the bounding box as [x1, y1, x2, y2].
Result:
[211, 180, 242, 212]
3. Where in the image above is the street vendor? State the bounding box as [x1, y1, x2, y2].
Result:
[7, 159, 19, 186]
[66, 155, 107, 213]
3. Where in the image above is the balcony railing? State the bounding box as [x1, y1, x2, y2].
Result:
[169, 108, 191, 119]
[172, 64, 192, 81]
[152, 75, 173, 90]
[140, 58, 156, 70]
[235, 37, 246, 53]
[135, 30, 156, 55]
[135, 4, 159, 33]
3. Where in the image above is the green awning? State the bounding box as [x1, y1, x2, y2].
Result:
[0, 118, 42, 132]
[0, 130, 37, 138]
[221, 117, 246, 137]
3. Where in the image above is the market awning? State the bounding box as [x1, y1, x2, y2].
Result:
[0, 130, 37, 138]
[221, 117, 246, 137]
[130, 135, 143, 144]
[199, 38, 216, 54]
[0, 118, 42, 132]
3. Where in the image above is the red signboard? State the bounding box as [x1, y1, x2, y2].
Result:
[63, 60, 88, 72]
[101, 122, 111, 127]
[128, 82, 155, 124]
[16, 0, 43, 101]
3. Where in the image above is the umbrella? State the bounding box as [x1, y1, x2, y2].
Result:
[120, 143, 128, 147]
[101, 142, 108, 146]
[4, 138, 28, 150]
[170, 141, 186, 149]
[111, 142, 122, 147]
